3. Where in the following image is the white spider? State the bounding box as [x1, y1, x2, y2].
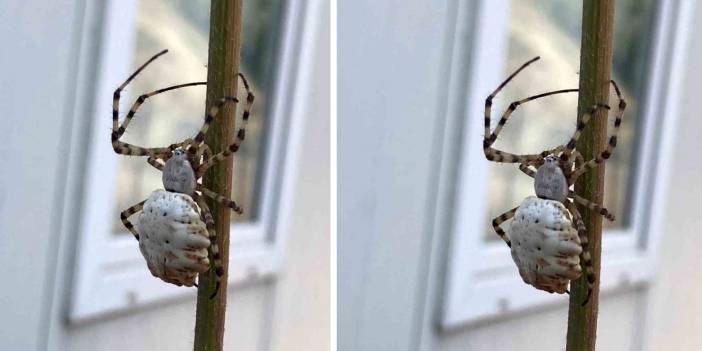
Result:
[483, 57, 627, 305]
[113, 50, 256, 298]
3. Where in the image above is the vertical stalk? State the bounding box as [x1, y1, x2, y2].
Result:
[194, 0, 243, 350]
[566, 1, 614, 350]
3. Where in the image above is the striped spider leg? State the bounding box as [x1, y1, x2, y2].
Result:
[111, 49, 206, 157]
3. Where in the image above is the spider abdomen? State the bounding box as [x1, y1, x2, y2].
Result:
[136, 190, 210, 287]
[509, 196, 582, 294]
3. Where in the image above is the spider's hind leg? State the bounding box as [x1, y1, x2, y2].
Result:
[120, 200, 147, 240]
[492, 206, 519, 248]
[195, 195, 224, 299]
[566, 201, 595, 306]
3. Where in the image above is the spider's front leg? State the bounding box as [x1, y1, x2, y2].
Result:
[518, 163, 537, 178]
[197, 73, 256, 173]
[147, 157, 164, 171]
[569, 80, 627, 183]
[567, 190, 615, 221]
[111, 49, 207, 157]
[146, 143, 212, 175]
[561, 80, 624, 166]
[483, 57, 578, 164]
[120, 200, 147, 240]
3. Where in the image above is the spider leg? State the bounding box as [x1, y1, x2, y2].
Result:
[558, 102, 611, 164]
[484, 56, 540, 141]
[492, 206, 519, 248]
[113, 50, 168, 134]
[120, 200, 147, 240]
[115, 82, 207, 140]
[518, 144, 566, 178]
[569, 80, 627, 183]
[187, 96, 239, 159]
[197, 73, 256, 173]
[194, 144, 213, 178]
[197, 185, 244, 215]
[147, 157, 165, 171]
[485, 89, 579, 163]
[111, 49, 177, 157]
[194, 195, 224, 299]
[560, 150, 585, 183]
[567, 190, 615, 221]
[518, 163, 537, 178]
[148, 141, 211, 179]
[178, 138, 213, 171]
[566, 200, 595, 306]
[483, 57, 578, 163]
[572, 150, 585, 169]
[110, 49, 206, 157]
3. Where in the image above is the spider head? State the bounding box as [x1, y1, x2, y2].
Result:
[543, 154, 559, 167]
[172, 149, 186, 158]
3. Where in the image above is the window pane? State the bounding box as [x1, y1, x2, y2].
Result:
[483, 0, 657, 241]
[112, 0, 284, 233]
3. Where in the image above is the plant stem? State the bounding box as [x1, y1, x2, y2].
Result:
[193, 0, 243, 350]
[565, 1, 615, 350]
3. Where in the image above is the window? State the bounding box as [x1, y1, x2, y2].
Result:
[441, 0, 691, 328]
[70, 0, 314, 320]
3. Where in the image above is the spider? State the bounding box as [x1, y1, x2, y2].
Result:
[483, 56, 626, 305]
[112, 49, 255, 298]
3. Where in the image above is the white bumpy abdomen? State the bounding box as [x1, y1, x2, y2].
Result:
[136, 190, 210, 287]
[508, 196, 582, 294]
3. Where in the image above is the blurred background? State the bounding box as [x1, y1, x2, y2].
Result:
[0, 0, 328, 350]
[340, 0, 701, 350]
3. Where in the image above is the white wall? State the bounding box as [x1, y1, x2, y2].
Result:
[0, 1, 83, 349]
[0, 1, 329, 350]
[338, 0, 452, 349]
[269, 1, 330, 349]
[644, 1, 702, 349]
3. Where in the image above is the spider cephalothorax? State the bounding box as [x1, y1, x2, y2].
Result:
[483, 56, 626, 304]
[163, 149, 197, 195]
[113, 49, 255, 298]
[534, 155, 568, 202]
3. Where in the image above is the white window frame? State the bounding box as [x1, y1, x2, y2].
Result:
[70, 0, 312, 321]
[441, 0, 692, 329]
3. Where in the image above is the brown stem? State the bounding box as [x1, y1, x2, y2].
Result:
[565, 1, 615, 350]
[193, 0, 243, 350]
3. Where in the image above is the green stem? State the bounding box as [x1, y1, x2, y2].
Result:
[566, 1, 615, 350]
[193, 0, 243, 350]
